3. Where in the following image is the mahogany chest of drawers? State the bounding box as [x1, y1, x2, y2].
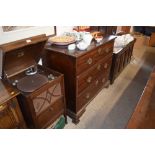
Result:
[43, 36, 116, 123]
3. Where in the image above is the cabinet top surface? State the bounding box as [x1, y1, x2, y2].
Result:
[45, 35, 116, 58]
[0, 80, 19, 104]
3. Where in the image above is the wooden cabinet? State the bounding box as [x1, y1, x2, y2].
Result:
[0, 80, 26, 128]
[110, 39, 136, 84]
[1, 35, 66, 129]
[43, 35, 115, 123]
[17, 71, 66, 128]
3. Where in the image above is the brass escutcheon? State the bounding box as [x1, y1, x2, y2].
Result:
[87, 76, 92, 83]
[86, 93, 90, 99]
[87, 58, 93, 65]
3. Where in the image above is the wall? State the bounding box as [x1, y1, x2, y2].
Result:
[56, 26, 74, 35]
[0, 26, 55, 45]
[0, 26, 74, 45]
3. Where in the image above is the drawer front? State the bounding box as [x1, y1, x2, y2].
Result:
[77, 57, 112, 94]
[77, 42, 114, 75]
[77, 49, 97, 75]
[95, 42, 113, 61]
[36, 98, 64, 128]
[77, 71, 109, 112]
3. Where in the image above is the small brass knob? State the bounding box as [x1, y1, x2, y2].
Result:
[87, 58, 93, 65]
[11, 91, 15, 95]
[102, 78, 105, 83]
[97, 64, 101, 71]
[95, 80, 99, 86]
[105, 48, 110, 53]
[98, 48, 102, 54]
[87, 76, 92, 83]
[86, 93, 90, 99]
[104, 63, 108, 69]
[0, 105, 4, 110]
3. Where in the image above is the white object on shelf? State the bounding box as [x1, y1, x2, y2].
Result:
[77, 41, 89, 50]
[82, 32, 93, 45]
[68, 44, 76, 51]
[114, 34, 134, 48]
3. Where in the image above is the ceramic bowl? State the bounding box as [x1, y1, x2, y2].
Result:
[77, 42, 88, 50]
[68, 44, 76, 50]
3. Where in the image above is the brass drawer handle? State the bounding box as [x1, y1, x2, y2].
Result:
[87, 76, 92, 83]
[98, 48, 102, 54]
[104, 63, 108, 69]
[95, 80, 99, 86]
[0, 105, 4, 111]
[86, 93, 90, 99]
[97, 64, 101, 71]
[102, 78, 105, 83]
[87, 58, 93, 65]
[105, 48, 110, 53]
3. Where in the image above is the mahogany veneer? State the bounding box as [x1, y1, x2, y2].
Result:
[43, 35, 116, 123]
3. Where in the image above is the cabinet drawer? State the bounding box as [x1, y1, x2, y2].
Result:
[77, 58, 112, 94]
[95, 42, 113, 60]
[76, 42, 114, 75]
[36, 98, 64, 128]
[77, 49, 97, 75]
[77, 71, 109, 112]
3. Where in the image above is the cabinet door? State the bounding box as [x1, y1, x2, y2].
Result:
[32, 82, 63, 116]
[0, 98, 25, 129]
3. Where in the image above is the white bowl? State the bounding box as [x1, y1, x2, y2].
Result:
[77, 42, 88, 50]
[68, 44, 76, 50]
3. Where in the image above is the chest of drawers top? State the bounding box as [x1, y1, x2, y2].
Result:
[45, 35, 116, 58]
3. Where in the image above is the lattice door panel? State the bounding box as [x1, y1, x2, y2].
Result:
[33, 83, 62, 116]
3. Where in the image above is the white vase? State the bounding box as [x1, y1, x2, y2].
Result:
[82, 32, 93, 45]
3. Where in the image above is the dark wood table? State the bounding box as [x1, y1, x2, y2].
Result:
[127, 67, 155, 129]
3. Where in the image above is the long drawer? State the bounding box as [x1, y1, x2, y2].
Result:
[77, 57, 112, 94]
[77, 71, 110, 112]
[76, 41, 113, 75]
[95, 41, 114, 60]
[36, 98, 64, 128]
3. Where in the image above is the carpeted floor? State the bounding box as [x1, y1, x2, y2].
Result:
[65, 43, 155, 129]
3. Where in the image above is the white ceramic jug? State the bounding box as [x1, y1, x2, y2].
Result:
[82, 32, 93, 45]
